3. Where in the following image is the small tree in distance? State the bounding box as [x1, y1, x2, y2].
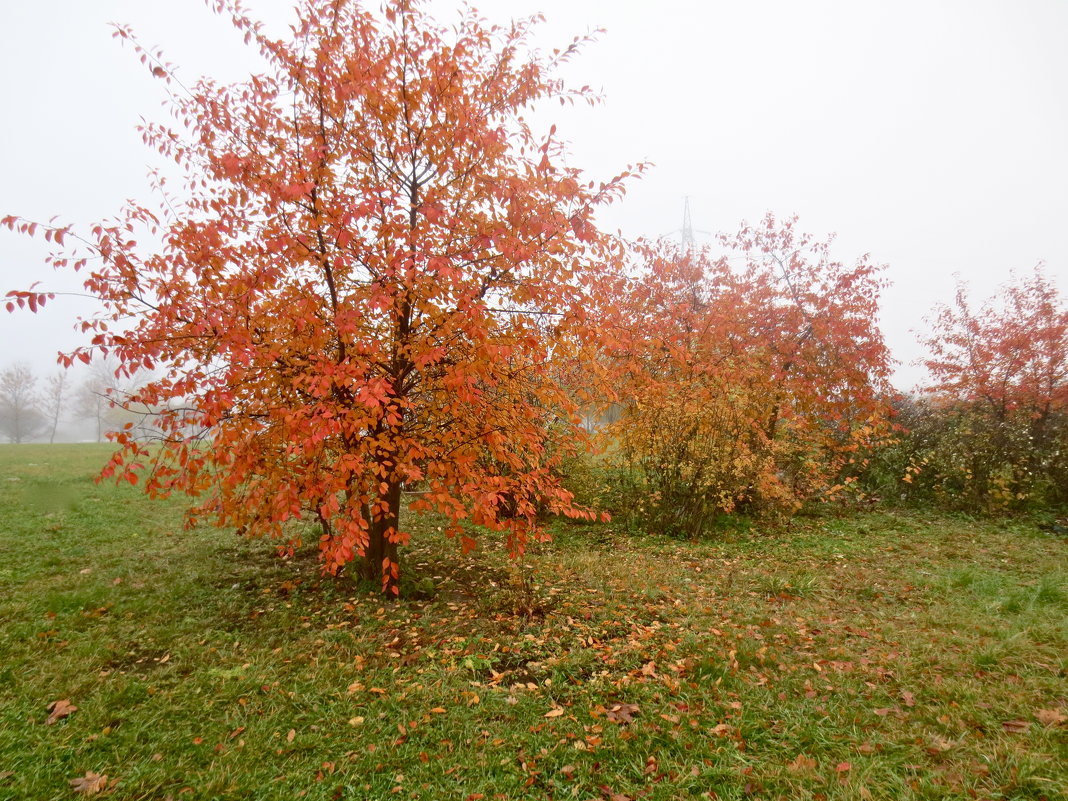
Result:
[4, 0, 637, 594]
[75, 358, 130, 444]
[43, 372, 68, 444]
[0, 363, 47, 444]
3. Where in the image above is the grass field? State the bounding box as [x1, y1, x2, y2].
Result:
[0, 444, 1066, 800]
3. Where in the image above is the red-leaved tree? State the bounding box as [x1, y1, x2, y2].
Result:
[4, 0, 637, 593]
[598, 215, 894, 531]
[916, 266, 1068, 510]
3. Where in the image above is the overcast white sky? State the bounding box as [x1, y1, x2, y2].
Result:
[2, 0, 1066, 391]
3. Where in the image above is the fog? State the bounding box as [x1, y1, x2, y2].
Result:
[2, 0, 1066, 439]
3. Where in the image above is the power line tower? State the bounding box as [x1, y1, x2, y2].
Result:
[674, 195, 710, 250]
[662, 196, 710, 248]
[681, 195, 696, 250]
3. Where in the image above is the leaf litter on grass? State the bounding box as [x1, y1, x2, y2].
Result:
[2, 454, 1067, 801]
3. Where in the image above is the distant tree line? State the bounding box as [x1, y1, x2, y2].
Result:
[0, 360, 134, 444]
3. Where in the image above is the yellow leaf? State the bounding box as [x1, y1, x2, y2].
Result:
[544, 707, 565, 718]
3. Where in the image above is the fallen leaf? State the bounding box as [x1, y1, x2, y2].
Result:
[606, 703, 640, 724]
[1002, 719, 1030, 734]
[347, 716, 364, 726]
[429, 707, 446, 714]
[1036, 709, 1066, 727]
[286, 729, 296, 743]
[926, 737, 954, 754]
[46, 699, 78, 725]
[544, 707, 564, 718]
[69, 772, 108, 795]
[901, 690, 915, 707]
[787, 754, 817, 773]
[710, 723, 732, 737]
[836, 761, 852, 773]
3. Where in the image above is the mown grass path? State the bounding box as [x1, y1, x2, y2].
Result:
[1, 445, 1065, 800]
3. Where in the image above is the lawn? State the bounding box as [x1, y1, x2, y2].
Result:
[0, 444, 1065, 800]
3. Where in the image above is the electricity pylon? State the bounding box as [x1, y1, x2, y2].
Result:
[666, 196, 710, 250]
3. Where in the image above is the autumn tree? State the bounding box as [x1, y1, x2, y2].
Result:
[600, 216, 894, 532]
[914, 266, 1068, 511]
[4, 0, 634, 593]
[0, 363, 47, 444]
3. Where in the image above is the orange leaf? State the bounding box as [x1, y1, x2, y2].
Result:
[46, 698, 78, 725]
[69, 772, 109, 795]
[1036, 708, 1066, 727]
[787, 754, 817, 773]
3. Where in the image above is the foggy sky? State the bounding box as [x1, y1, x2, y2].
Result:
[2, 0, 1066, 392]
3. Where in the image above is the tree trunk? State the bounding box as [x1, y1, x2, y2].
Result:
[361, 479, 402, 596]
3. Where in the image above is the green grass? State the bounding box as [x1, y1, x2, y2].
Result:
[1, 444, 1066, 800]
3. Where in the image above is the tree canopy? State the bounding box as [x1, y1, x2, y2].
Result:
[4, 0, 636, 593]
